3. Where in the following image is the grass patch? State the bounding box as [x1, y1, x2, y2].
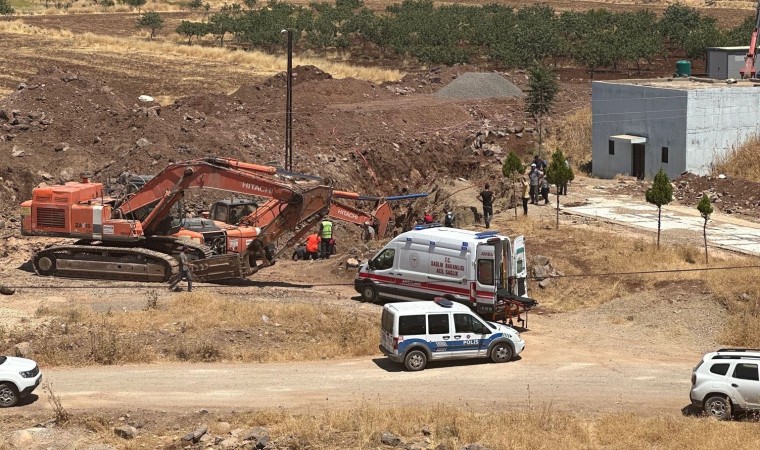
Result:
[7, 405, 760, 449]
[712, 134, 760, 182]
[544, 107, 591, 170]
[0, 20, 403, 84]
[5, 293, 378, 366]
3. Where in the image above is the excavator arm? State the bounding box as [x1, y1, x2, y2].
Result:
[114, 157, 313, 236]
[741, 1, 760, 79]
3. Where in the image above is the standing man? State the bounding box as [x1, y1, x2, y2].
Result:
[169, 245, 193, 292]
[529, 164, 540, 204]
[319, 218, 333, 259]
[532, 155, 546, 170]
[559, 157, 570, 195]
[476, 183, 494, 229]
[520, 177, 530, 215]
[541, 170, 550, 205]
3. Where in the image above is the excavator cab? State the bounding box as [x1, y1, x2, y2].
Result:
[210, 199, 258, 225]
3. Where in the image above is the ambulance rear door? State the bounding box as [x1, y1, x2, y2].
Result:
[512, 235, 528, 297]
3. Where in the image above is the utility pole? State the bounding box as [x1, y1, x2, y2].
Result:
[281, 29, 293, 172]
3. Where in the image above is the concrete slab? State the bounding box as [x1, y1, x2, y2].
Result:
[565, 197, 760, 257]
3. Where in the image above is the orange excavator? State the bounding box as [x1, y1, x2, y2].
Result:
[20, 157, 423, 283]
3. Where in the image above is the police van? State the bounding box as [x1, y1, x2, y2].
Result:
[380, 298, 525, 371]
[355, 225, 528, 316]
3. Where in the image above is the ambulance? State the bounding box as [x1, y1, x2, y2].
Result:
[354, 225, 529, 315]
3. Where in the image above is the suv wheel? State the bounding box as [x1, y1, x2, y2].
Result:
[360, 283, 378, 302]
[404, 349, 427, 371]
[490, 342, 513, 363]
[0, 382, 19, 408]
[704, 395, 731, 420]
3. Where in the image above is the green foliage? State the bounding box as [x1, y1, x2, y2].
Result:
[645, 169, 673, 208]
[176, 20, 209, 44]
[187, 0, 202, 10]
[502, 151, 525, 178]
[545, 150, 573, 186]
[137, 11, 164, 39]
[697, 193, 714, 219]
[525, 65, 559, 119]
[101, 0, 114, 7]
[0, 0, 14, 15]
[645, 168, 673, 248]
[125, 0, 146, 11]
[198, 1, 737, 69]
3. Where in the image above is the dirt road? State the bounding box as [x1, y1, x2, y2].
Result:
[33, 348, 691, 415]
[27, 297, 706, 417]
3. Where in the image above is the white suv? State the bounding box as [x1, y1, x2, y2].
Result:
[0, 356, 42, 407]
[690, 348, 760, 420]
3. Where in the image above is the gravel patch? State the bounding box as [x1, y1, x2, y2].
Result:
[435, 72, 524, 100]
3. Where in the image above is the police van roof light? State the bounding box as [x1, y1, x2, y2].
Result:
[434, 297, 454, 307]
[475, 231, 499, 239]
[414, 222, 443, 230]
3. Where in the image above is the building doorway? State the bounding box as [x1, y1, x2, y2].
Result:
[632, 143, 645, 180]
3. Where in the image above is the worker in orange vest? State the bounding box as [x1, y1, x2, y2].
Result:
[305, 232, 321, 260]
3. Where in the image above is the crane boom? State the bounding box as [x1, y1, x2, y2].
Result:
[741, 1, 760, 79]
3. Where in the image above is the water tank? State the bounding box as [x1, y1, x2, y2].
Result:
[676, 60, 692, 77]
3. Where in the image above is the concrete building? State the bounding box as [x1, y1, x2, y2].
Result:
[706, 47, 758, 80]
[592, 78, 760, 180]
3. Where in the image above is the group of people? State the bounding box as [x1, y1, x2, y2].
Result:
[477, 155, 571, 221]
[415, 209, 456, 228]
[294, 219, 336, 261]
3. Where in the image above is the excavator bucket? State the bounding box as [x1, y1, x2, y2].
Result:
[373, 202, 393, 238]
[188, 254, 245, 282]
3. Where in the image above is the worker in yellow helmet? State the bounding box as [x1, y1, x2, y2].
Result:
[319, 219, 333, 259]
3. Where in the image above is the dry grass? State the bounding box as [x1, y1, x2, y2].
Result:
[7, 293, 378, 367]
[712, 134, 760, 182]
[545, 107, 592, 170]
[501, 218, 717, 312]
[0, 20, 403, 84]
[7, 405, 760, 450]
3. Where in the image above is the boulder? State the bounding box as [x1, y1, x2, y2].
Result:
[241, 427, 269, 449]
[381, 431, 402, 447]
[532, 255, 550, 266]
[0, 109, 8, 121]
[538, 279, 552, 289]
[215, 421, 231, 434]
[463, 444, 491, 450]
[138, 95, 155, 103]
[219, 437, 239, 449]
[54, 142, 69, 152]
[182, 425, 208, 443]
[8, 430, 33, 449]
[346, 258, 360, 268]
[13, 341, 30, 357]
[113, 426, 137, 439]
[11, 147, 25, 158]
[136, 138, 151, 149]
[0, 284, 15, 294]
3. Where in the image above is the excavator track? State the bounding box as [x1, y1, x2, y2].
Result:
[33, 245, 179, 283]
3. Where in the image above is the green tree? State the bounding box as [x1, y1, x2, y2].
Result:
[502, 151, 525, 218]
[137, 11, 164, 40]
[126, 0, 146, 12]
[0, 0, 15, 15]
[545, 149, 573, 229]
[697, 194, 714, 264]
[243, 0, 256, 9]
[187, 0, 202, 10]
[176, 20, 209, 44]
[525, 64, 559, 156]
[645, 168, 673, 248]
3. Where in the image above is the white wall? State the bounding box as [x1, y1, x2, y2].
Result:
[592, 82, 688, 179]
[686, 87, 760, 175]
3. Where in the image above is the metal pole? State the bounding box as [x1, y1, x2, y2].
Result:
[282, 29, 293, 172]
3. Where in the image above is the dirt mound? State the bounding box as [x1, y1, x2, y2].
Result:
[674, 173, 760, 221]
[434, 72, 524, 100]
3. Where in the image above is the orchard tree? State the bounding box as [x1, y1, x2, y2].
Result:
[545, 149, 573, 229]
[502, 151, 525, 218]
[187, 0, 202, 10]
[137, 12, 164, 40]
[525, 64, 559, 156]
[126, 0, 146, 13]
[645, 168, 673, 248]
[177, 20, 209, 44]
[697, 194, 714, 264]
[0, 0, 15, 15]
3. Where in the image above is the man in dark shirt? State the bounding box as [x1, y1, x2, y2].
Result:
[169, 245, 193, 292]
[476, 183, 494, 229]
